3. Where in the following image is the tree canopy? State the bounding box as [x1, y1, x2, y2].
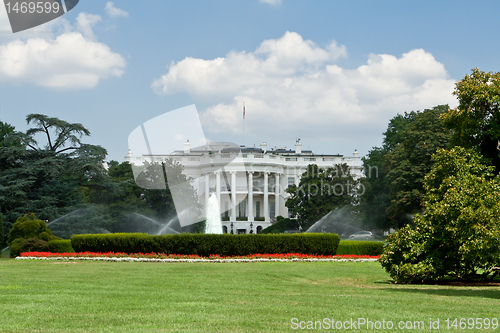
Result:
[380, 147, 500, 283]
[0, 115, 111, 235]
[285, 163, 359, 231]
[441, 68, 500, 171]
[360, 105, 451, 228]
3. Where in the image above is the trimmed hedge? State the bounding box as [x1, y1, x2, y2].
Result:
[48, 240, 75, 253]
[71, 233, 340, 256]
[336, 241, 384, 256]
[10, 237, 49, 257]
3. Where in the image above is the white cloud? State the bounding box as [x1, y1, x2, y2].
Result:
[152, 32, 457, 145]
[75, 13, 101, 40]
[152, 31, 347, 97]
[0, 10, 125, 89]
[0, 32, 125, 89]
[259, 0, 283, 5]
[105, 2, 129, 18]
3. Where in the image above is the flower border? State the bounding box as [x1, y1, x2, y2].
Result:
[17, 252, 379, 263]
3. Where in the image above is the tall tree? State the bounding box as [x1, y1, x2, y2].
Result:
[0, 114, 113, 234]
[384, 105, 452, 226]
[441, 68, 500, 172]
[360, 105, 451, 228]
[285, 164, 359, 230]
[359, 147, 391, 229]
[380, 147, 500, 283]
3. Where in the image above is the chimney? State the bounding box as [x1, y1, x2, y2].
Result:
[260, 142, 267, 153]
[295, 139, 302, 154]
[353, 149, 359, 157]
[184, 140, 191, 154]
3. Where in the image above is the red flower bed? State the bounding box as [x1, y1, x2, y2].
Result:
[20, 251, 379, 260]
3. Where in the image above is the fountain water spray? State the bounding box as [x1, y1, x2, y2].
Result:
[305, 207, 365, 238]
[205, 193, 222, 234]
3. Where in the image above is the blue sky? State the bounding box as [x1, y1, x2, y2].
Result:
[0, 0, 499, 161]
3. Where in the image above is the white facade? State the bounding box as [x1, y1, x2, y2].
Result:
[126, 140, 362, 234]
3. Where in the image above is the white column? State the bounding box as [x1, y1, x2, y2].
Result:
[275, 173, 280, 218]
[231, 171, 236, 221]
[216, 171, 221, 213]
[248, 172, 254, 222]
[205, 173, 210, 217]
[264, 172, 269, 222]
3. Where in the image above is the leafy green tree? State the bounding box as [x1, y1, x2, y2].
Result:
[360, 105, 451, 228]
[380, 147, 500, 283]
[385, 105, 451, 226]
[441, 68, 500, 172]
[0, 121, 16, 146]
[0, 115, 113, 235]
[359, 147, 391, 229]
[285, 164, 359, 231]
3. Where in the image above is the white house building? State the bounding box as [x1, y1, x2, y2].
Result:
[125, 140, 362, 234]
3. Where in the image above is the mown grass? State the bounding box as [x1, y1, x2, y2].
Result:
[0, 259, 499, 332]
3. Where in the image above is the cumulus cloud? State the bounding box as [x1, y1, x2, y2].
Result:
[0, 33, 125, 89]
[105, 2, 129, 18]
[151, 31, 457, 145]
[0, 9, 126, 89]
[75, 13, 101, 40]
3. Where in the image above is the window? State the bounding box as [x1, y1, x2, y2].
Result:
[270, 202, 275, 218]
[255, 201, 261, 217]
[288, 177, 295, 189]
[224, 202, 229, 218]
[268, 177, 276, 192]
[238, 201, 246, 217]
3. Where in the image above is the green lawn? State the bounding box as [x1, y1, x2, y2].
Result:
[0, 259, 499, 332]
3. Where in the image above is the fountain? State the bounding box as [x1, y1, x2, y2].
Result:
[47, 206, 112, 239]
[44, 204, 209, 238]
[128, 213, 179, 235]
[155, 215, 180, 235]
[1, 246, 9, 258]
[204, 193, 222, 234]
[305, 207, 366, 238]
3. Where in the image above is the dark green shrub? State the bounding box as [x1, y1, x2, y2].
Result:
[10, 237, 49, 257]
[71, 233, 340, 256]
[260, 216, 299, 234]
[6, 213, 52, 245]
[48, 240, 75, 253]
[336, 241, 384, 256]
[380, 148, 500, 283]
[39, 232, 60, 242]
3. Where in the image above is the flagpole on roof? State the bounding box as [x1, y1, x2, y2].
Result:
[242, 101, 245, 147]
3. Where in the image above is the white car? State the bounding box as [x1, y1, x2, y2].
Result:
[349, 231, 375, 240]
